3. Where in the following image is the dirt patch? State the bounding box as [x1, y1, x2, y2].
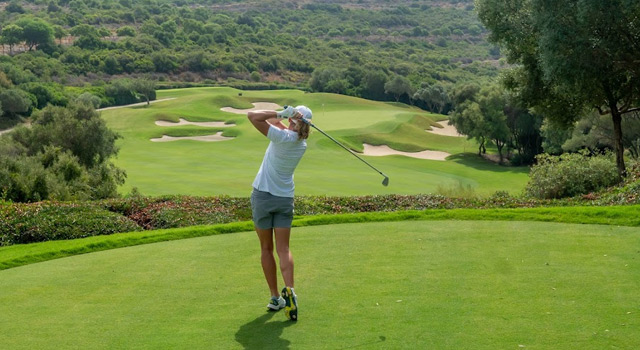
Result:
[220, 102, 282, 114]
[155, 118, 235, 127]
[150, 132, 234, 142]
[361, 144, 450, 161]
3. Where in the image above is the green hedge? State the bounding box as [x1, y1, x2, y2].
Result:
[2, 169, 640, 247]
[102, 195, 252, 230]
[0, 201, 141, 246]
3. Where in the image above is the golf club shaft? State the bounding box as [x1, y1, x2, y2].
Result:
[308, 122, 388, 179]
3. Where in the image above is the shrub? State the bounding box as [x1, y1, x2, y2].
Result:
[526, 152, 620, 199]
[0, 201, 141, 246]
[1, 103, 125, 202]
[593, 161, 640, 205]
[102, 195, 252, 230]
[116, 26, 136, 37]
[104, 79, 138, 105]
[1, 189, 625, 246]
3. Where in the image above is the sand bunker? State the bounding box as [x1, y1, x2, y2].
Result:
[150, 132, 234, 142]
[155, 118, 235, 127]
[426, 120, 464, 137]
[362, 144, 451, 161]
[221, 102, 282, 114]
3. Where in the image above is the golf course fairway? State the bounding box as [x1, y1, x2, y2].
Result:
[101, 87, 529, 197]
[2, 220, 638, 349]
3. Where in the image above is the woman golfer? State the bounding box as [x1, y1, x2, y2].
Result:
[248, 105, 311, 321]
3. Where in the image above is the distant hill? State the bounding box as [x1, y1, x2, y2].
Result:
[0, 0, 500, 112]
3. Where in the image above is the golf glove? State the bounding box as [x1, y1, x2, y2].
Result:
[277, 106, 296, 119]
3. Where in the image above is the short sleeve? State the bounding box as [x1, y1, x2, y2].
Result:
[267, 125, 295, 143]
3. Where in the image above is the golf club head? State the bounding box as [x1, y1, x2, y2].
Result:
[382, 176, 389, 186]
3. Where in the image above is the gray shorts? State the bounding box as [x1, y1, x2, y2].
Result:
[250, 188, 294, 229]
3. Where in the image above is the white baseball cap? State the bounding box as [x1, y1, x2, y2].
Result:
[294, 105, 312, 120]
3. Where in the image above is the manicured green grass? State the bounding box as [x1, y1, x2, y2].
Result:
[101, 87, 529, 197]
[1, 220, 638, 349]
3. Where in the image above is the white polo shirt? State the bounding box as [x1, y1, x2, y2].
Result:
[252, 125, 307, 198]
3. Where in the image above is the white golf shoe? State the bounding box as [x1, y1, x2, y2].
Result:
[267, 296, 286, 311]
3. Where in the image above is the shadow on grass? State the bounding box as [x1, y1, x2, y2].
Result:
[235, 311, 295, 349]
[447, 153, 530, 174]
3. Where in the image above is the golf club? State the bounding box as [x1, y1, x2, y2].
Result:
[285, 106, 389, 186]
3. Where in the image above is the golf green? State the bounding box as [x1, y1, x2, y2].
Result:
[1, 220, 638, 349]
[101, 88, 529, 197]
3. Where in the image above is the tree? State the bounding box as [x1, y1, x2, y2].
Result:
[132, 79, 156, 106]
[310, 67, 346, 93]
[360, 70, 388, 101]
[75, 93, 101, 109]
[47, 0, 61, 13]
[0, 72, 11, 89]
[413, 83, 449, 114]
[15, 18, 55, 51]
[151, 51, 178, 73]
[6, 1, 25, 13]
[324, 79, 350, 95]
[14, 103, 120, 168]
[70, 24, 99, 38]
[384, 75, 413, 102]
[1, 103, 126, 201]
[116, 26, 136, 37]
[0, 89, 34, 118]
[52, 25, 67, 45]
[540, 120, 572, 155]
[562, 112, 640, 160]
[504, 101, 543, 165]
[1, 24, 24, 55]
[481, 88, 511, 163]
[104, 79, 155, 106]
[476, 0, 640, 177]
[451, 101, 489, 155]
[70, 24, 104, 50]
[104, 79, 138, 105]
[450, 86, 511, 163]
[102, 56, 121, 74]
[450, 84, 480, 107]
[20, 82, 69, 109]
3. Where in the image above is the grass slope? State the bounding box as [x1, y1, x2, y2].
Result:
[101, 87, 529, 197]
[1, 220, 638, 349]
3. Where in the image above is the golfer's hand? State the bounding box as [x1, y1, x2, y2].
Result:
[277, 106, 296, 119]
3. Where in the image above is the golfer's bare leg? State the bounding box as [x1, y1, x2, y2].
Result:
[256, 227, 279, 296]
[274, 227, 294, 288]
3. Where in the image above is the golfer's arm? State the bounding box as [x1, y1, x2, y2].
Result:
[248, 111, 278, 136]
[269, 119, 287, 130]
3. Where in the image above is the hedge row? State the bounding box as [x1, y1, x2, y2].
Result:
[101, 195, 253, 230]
[0, 201, 141, 246]
[2, 171, 640, 247]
